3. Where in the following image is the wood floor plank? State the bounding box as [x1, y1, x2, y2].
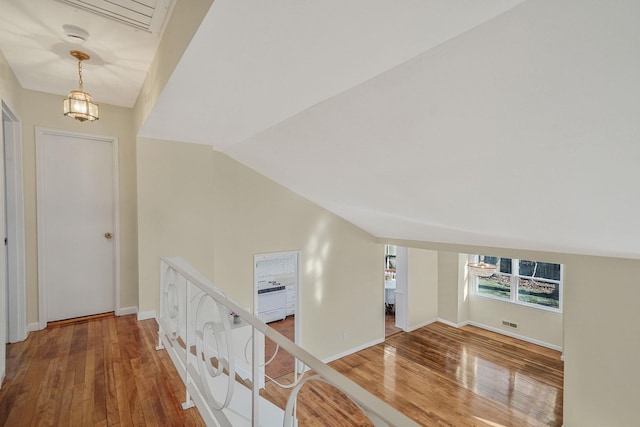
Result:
[1, 316, 563, 426]
[332, 322, 563, 426]
[104, 337, 122, 426]
[261, 320, 563, 426]
[69, 383, 84, 427]
[0, 384, 20, 426]
[3, 338, 33, 386]
[0, 315, 204, 427]
[8, 358, 50, 426]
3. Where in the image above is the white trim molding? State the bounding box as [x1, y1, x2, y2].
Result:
[436, 317, 469, 329]
[322, 338, 385, 364]
[439, 318, 563, 352]
[117, 306, 138, 316]
[406, 317, 438, 332]
[466, 321, 563, 352]
[27, 322, 43, 334]
[2, 101, 26, 343]
[137, 310, 157, 321]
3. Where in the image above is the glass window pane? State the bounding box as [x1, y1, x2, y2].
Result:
[518, 260, 561, 280]
[517, 278, 559, 309]
[482, 256, 498, 266]
[499, 258, 512, 274]
[479, 256, 511, 274]
[477, 275, 511, 300]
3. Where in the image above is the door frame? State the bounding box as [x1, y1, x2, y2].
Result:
[394, 246, 408, 331]
[254, 249, 301, 345]
[2, 101, 26, 342]
[35, 127, 120, 329]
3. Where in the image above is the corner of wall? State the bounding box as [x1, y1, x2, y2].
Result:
[457, 253, 471, 324]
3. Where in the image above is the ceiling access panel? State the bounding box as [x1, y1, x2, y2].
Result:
[56, 0, 174, 34]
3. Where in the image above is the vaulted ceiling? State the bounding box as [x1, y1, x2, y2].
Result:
[141, 0, 640, 260]
[2, 1, 639, 259]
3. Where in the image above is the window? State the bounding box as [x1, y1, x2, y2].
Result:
[473, 256, 562, 312]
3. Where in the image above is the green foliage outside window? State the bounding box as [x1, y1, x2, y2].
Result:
[475, 256, 562, 311]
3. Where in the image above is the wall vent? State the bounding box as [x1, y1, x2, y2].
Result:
[502, 320, 518, 329]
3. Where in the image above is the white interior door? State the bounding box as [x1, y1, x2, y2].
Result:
[37, 129, 116, 323]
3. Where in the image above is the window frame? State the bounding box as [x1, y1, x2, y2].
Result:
[472, 255, 563, 313]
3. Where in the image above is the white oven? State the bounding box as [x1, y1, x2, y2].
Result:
[257, 285, 286, 323]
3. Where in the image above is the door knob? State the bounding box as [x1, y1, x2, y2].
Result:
[104, 232, 113, 239]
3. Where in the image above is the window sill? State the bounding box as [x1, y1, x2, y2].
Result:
[472, 292, 562, 314]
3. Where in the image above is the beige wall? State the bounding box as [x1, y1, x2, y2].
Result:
[467, 292, 563, 349]
[136, 138, 215, 315]
[21, 90, 138, 322]
[0, 50, 22, 114]
[437, 251, 461, 324]
[211, 151, 383, 359]
[562, 255, 640, 427]
[456, 254, 469, 324]
[136, 143, 384, 359]
[406, 248, 438, 329]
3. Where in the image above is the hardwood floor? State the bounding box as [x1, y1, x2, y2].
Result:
[385, 312, 402, 337]
[329, 322, 564, 426]
[0, 314, 205, 426]
[264, 315, 296, 380]
[0, 315, 563, 426]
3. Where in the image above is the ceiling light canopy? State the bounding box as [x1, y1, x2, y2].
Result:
[62, 24, 89, 44]
[63, 50, 99, 122]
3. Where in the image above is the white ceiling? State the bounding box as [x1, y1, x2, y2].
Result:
[2, 0, 640, 260]
[0, 0, 173, 107]
[145, 0, 640, 260]
[140, 0, 525, 149]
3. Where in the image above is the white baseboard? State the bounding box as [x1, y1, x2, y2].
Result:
[406, 317, 438, 332]
[322, 338, 385, 364]
[137, 310, 157, 321]
[436, 317, 469, 328]
[27, 322, 42, 334]
[465, 321, 562, 352]
[117, 306, 138, 316]
[433, 318, 562, 352]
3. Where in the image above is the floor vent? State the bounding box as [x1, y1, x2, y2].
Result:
[502, 320, 518, 329]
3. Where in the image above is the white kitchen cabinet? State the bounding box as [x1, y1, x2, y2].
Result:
[255, 251, 298, 319]
[285, 284, 296, 316]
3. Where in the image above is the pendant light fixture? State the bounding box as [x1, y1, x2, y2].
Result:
[63, 50, 99, 122]
[467, 256, 497, 277]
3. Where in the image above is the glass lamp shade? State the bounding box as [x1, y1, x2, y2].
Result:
[63, 90, 99, 122]
[467, 261, 497, 277]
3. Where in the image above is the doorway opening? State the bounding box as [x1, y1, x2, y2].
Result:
[254, 251, 300, 382]
[384, 245, 402, 337]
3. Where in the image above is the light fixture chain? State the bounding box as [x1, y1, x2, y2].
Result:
[78, 58, 84, 91]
